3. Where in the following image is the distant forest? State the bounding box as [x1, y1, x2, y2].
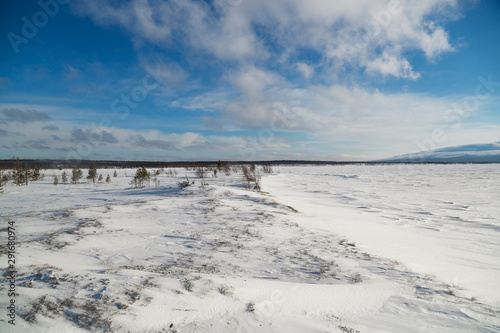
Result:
[0, 159, 495, 170]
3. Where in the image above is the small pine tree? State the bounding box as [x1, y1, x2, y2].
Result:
[53, 175, 59, 185]
[98, 174, 103, 182]
[21, 163, 31, 186]
[71, 166, 83, 184]
[87, 162, 97, 183]
[105, 174, 111, 183]
[113, 170, 118, 177]
[13, 156, 21, 186]
[61, 171, 68, 184]
[130, 167, 150, 188]
[217, 160, 222, 170]
[31, 165, 41, 181]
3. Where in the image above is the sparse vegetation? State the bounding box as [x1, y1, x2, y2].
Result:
[181, 278, 194, 292]
[87, 162, 98, 184]
[10, 157, 41, 186]
[72, 166, 83, 184]
[241, 162, 261, 190]
[61, 171, 68, 184]
[195, 166, 208, 179]
[195, 166, 209, 186]
[246, 302, 255, 312]
[165, 168, 178, 177]
[130, 167, 150, 188]
[177, 176, 193, 189]
[218, 285, 233, 296]
[261, 163, 273, 174]
[222, 162, 232, 176]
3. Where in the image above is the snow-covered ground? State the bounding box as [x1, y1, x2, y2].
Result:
[1, 164, 499, 332]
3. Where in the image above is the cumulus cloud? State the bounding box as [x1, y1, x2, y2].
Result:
[72, 0, 460, 79]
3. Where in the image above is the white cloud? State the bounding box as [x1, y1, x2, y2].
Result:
[170, 91, 232, 112]
[59, 0, 491, 160]
[365, 53, 421, 80]
[228, 66, 283, 100]
[296, 63, 314, 81]
[72, 0, 462, 79]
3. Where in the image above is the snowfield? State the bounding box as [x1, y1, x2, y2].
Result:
[1, 164, 499, 332]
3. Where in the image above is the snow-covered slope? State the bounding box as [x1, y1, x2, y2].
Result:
[1, 165, 499, 332]
[378, 142, 500, 162]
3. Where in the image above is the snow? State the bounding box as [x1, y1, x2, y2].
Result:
[1, 164, 499, 332]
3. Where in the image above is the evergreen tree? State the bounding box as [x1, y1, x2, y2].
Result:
[61, 171, 68, 184]
[53, 175, 59, 186]
[113, 170, 118, 177]
[130, 167, 150, 188]
[21, 163, 30, 186]
[105, 174, 111, 183]
[13, 157, 21, 186]
[87, 162, 97, 183]
[98, 173, 103, 182]
[0, 171, 4, 194]
[71, 166, 83, 184]
[31, 165, 41, 181]
[217, 160, 222, 170]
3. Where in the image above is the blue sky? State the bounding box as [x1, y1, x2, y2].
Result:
[0, 0, 499, 161]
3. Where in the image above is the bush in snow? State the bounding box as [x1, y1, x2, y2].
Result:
[72, 166, 83, 184]
[130, 167, 150, 188]
[87, 162, 98, 184]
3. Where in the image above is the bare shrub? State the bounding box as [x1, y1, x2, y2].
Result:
[261, 163, 273, 174]
[241, 163, 261, 190]
[195, 166, 208, 178]
[177, 176, 192, 189]
[165, 168, 178, 177]
[222, 163, 232, 176]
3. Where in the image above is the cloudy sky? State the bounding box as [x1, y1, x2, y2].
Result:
[1, 0, 499, 161]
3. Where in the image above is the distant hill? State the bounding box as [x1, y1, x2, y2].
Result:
[378, 142, 500, 163]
